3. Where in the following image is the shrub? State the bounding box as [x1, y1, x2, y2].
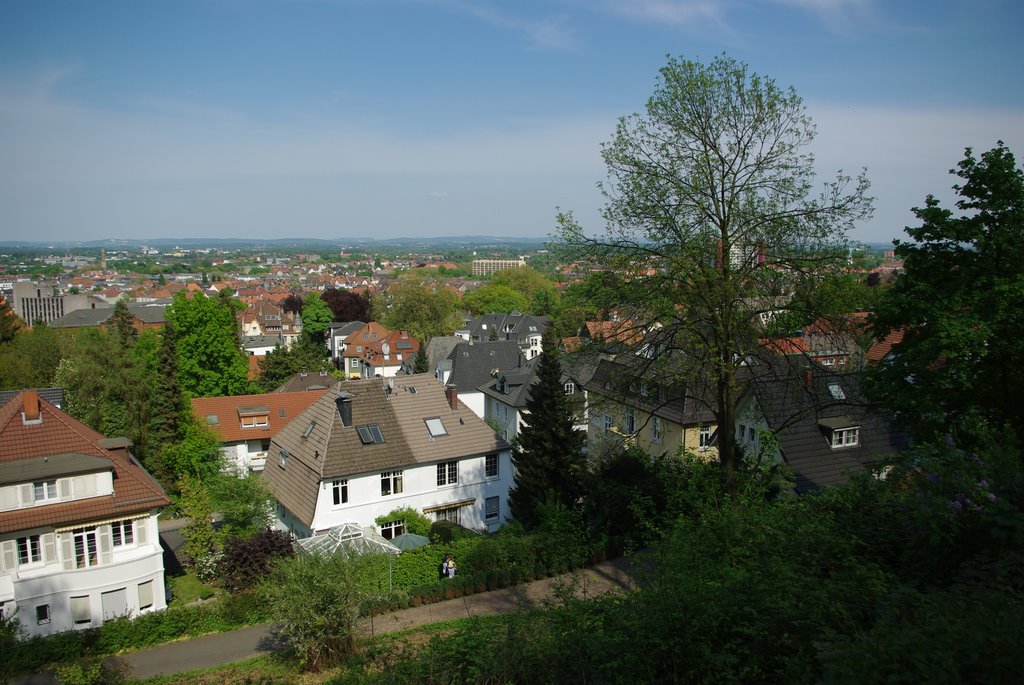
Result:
[375, 506, 432, 537]
[219, 528, 295, 593]
[54, 657, 129, 685]
[429, 520, 475, 544]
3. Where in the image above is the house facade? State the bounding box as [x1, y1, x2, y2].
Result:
[0, 391, 170, 637]
[261, 376, 513, 540]
[583, 359, 719, 461]
[735, 367, 910, 492]
[191, 390, 328, 474]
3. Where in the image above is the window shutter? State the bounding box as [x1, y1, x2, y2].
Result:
[60, 534, 75, 570]
[18, 484, 32, 506]
[0, 487, 18, 510]
[135, 518, 148, 546]
[0, 540, 16, 571]
[138, 580, 154, 609]
[98, 527, 113, 566]
[42, 533, 57, 564]
[58, 478, 71, 500]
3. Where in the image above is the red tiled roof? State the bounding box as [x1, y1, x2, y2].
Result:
[866, 327, 906, 365]
[190, 390, 328, 444]
[0, 392, 170, 534]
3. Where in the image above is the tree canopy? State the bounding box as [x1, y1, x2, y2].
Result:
[461, 284, 529, 316]
[868, 142, 1024, 443]
[167, 292, 251, 397]
[371, 277, 463, 341]
[557, 54, 872, 477]
[300, 292, 334, 345]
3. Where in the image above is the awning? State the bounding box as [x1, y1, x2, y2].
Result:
[422, 498, 475, 514]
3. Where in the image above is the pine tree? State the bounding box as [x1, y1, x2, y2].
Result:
[413, 339, 429, 374]
[107, 299, 138, 346]
[148, 318, 185, 481]
[508, 330, 585, 529]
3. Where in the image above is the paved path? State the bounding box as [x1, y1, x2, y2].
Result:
[11, 558, 637, 684]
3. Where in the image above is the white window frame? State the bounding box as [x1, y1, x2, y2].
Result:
[604, 414, 613, 433]
[564, 382, 575, 395]
[434, 508, 459, 523]
[73, 527, 99, 568]
[332, 479, 348, 505]
[699, 426, 713, 451]
[33, 479, 58, 503]
[380, 519, 404, 539]
[437, 460, 459, 487]
[380, 470, 403, 496]
[624, 408, 636, 435]
[831, 427, 860, 448]
[36, 603, 50, 625]
[111, 520, 134, 547]
[425, 417, 448, 438]
[18, 534, 42, 565]
[651, 416, 663, 444]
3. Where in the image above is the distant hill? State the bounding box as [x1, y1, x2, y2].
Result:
[0, 235, 551, 251]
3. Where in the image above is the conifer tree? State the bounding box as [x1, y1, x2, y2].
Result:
[107, 299, 138, 346]
[148, 318, 185, 479]
[413, 339, 429, 374]
[508, 330, 585, 529]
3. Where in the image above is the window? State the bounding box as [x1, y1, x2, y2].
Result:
[435, 508, 459, 523]
[241, 415, 269, 428]
[651, 416, 663, 444]
[36, 604, 50, 625]
[828, 382, 846, 400]
[111, 520, 134, 547]
[699, 426, 713, 451]
[425, 417, 447, 437]
[831, 427, 860, 448]
[332, 479, 348, 505]
[71, 595, 91, 626]
[604, 415, 613, 433]
[624, 408, 636, 434]
[33, 479, 58, 503]
[381, 470, 403, 496]
[437, 460, 459, 487]
[73, 527, 99, 568]
[485, 453, 499, 478]
[357, 424, 385, 444]
[748, 426, 755, 442]
[485, 496, 499, 522]
[564, 382, 575, 395]
[380, 519, 404, 539]
[138, 580, 154, 610]
[279, 449, 288, 468]
[738, 423, 746, 441]
[18, 535, 42, 565]
[302, 420, 316, 438]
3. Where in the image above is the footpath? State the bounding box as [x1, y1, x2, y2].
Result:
[10, 557, 637, 684]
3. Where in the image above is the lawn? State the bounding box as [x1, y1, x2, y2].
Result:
[167, 570, 219, 607]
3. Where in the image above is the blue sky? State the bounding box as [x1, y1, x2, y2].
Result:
[1, 1, 1021, 245]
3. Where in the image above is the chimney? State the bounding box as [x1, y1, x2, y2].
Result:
[336, 392, 354, 427]
[445, 385, 458, 411]
[803, 368, 814, 393]
[22, 389, 41, 423]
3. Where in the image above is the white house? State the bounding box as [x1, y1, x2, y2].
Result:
[0, 391, 170, 637]
[261, 376, 513, 540]
[191, 390, 329, 474]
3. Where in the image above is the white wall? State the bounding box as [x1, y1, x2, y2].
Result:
[303, 450, 514, 536]
[1, 513, 166, 637]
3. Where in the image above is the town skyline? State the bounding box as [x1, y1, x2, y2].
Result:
[2, 1, 1022, 245]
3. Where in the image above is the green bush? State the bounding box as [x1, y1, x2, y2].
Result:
[429, 520, 476, 543]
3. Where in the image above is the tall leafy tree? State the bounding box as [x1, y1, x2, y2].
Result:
[509, 331, 585, 529]
[557, 54, 871, 478]
[371, 277, 463, 341]
[461, 284, 529, 315]
[0, 323, 63, 390]
[0, 296, 22, 344]
[167, 291, 250, 397]
[868, 142, 1024, 442]
[321, 287, 370, 322]
[300, 292, 334, 346]
[256, 335, 331, 392]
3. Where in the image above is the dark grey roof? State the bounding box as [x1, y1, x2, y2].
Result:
[456, 313, 550, 344]
[446, 341, 526, 393]
[330, 321, 365, 336]
[0, 453, 113, 486]
[0, 387, 65, 408]
[749, 370, 910, 493]
[425, 336, 462, 371]
[48, 304, 167, 328]
[243, 334, 284, 350]
[584, 358, 717, 426]
[274, 370, 337, 392]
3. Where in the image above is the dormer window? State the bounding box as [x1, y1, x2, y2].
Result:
[831, 427, 860, 447]
[818, 416, 860, 448]
[33, 479, 58, 503]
